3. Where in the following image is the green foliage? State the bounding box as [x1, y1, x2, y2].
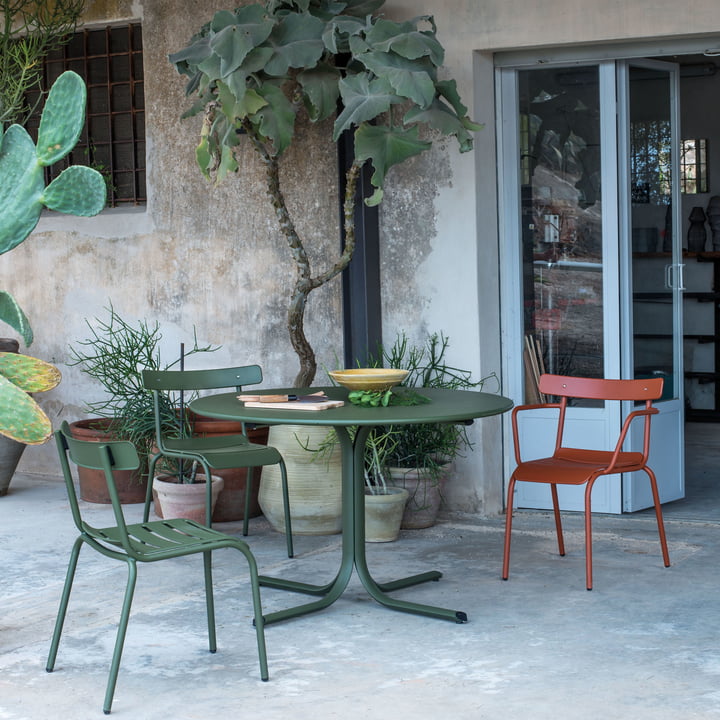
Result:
[173, 0, 479, 202]
[366, 332, 497, 482]
[68, 304, 219, 465]
[0, 0, 84, 128]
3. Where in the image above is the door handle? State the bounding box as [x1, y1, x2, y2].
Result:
[664, 263, 686, 291]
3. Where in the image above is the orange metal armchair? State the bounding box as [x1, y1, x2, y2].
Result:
[502, 374, 671, 590]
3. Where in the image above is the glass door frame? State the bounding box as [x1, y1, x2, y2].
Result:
[617, 58, 685, 510]
[497, 61, 624, 513]
[497, 58, 684, 513]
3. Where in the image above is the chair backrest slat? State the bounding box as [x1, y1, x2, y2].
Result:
[538, 374, 664, 402]
[56, 422, 139, 549]
[141, 365, 263, 393]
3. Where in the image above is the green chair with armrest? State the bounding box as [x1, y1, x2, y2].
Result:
[141, 365, 293, 558]
[47, 421, 269, 715]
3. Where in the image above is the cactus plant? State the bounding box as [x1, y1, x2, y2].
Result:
[0, 70, 107, 444]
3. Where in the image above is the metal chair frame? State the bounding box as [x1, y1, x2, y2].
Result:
[47, 422, 269, 715]
[142, 365, 293, 557]
[502, 374, 671, 590]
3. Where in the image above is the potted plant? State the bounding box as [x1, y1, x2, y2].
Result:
[68, 304, 217, 503]
[171, 0, 481, 388]
[362, 425, 408, 542]
[0, 70, 106, 493]
[366, 332, 497, 529]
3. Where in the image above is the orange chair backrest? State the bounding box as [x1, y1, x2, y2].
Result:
[538, 374, 664, 402]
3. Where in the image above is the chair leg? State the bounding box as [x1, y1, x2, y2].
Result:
[234, 542, 269, 681]
[203, 551, 217, 653]
[143, 453, 161, 522]
[501, 476, 517, 580]
[46, 536, 83, 673]
[584, 482, 594, 591]
[278, 458, 294, 558]
[645, 466, 671, 568]
[550, 484, 566, 556]
[103, 559, 138, 715]
[243, 467, 255, 538]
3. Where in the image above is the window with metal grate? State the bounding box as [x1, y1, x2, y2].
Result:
[26, 23, 146, 208]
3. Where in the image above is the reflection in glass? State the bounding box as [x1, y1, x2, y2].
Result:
[518, 67, 603, 400]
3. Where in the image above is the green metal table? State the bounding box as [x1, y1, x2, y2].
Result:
[190, 386, 513, 625]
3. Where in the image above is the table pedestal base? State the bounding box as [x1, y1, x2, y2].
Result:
[257, 426, 468, 625]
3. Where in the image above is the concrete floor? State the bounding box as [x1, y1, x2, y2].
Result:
[1, 456, 718, 719]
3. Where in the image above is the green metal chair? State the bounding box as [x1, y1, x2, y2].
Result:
[142, 365, 293, 557]
[47, 422, 269, 715]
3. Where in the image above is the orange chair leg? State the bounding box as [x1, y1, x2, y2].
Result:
[550, 484, 565, 557]
[645, 467, 671, 568]
[584, 482, 594, 591]
[502, 476, 517, 580]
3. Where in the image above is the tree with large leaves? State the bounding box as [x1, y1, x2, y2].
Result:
[173, 0, 481, 386]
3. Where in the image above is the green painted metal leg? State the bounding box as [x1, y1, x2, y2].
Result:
[46, 536, 83, 673]
[278, 458, 294, 558]
[236, 542, 269, 680]
[257, 425, 467, 624]
[350, 428, 467, 623]
[203, 551, 217, 653]
[143, 453, 160, 522]
[103, 558, 138, 714]
[242, 467, 253, 537]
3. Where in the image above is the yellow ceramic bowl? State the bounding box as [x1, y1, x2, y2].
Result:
[328, 368, 409, 392]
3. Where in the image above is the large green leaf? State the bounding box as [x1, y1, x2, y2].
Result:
[322, 16, 366, 53]
[209, 5, 274, 78]
[42, 166, 107, 216]
[333, 73, 402, 140]
[404, 99, 480, 152]
[0, 374, 53, 445]
[264, 12, 325, 76]
[364, 18, 444, 66]
[359, 51, 436, 107]
[251, 84, 297, 153]
[341, 0, 386, 17]
[36, 71, 87, 166]
[169, 35, 212, 72]
[0, 292, 32, 346]
[0, 125, 45, 254]
[354, 123, 431, 205]
[298, 63, 341, 121]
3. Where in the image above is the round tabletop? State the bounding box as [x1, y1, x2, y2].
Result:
[190, 386, 513, 427]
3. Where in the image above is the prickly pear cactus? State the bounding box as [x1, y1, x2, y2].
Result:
[0, 71, 106, 444]
[0, 71, 107, 255]
[0, 353, 61, 444]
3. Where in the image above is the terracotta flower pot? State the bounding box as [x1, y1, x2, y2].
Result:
[388, 465, 448, 529]
[152, 473, 224, 524]
[68, 418, 147, 504]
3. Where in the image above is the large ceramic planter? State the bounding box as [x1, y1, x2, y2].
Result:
[364, 487, 409, 542]
[388, 465, 448, 529]
[0, 434, 25, 496]
[152, 474, 224, 524]
[68, 418, 147, 504]
[188, 413, 267, 523]
[259, 424, 342, 535]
